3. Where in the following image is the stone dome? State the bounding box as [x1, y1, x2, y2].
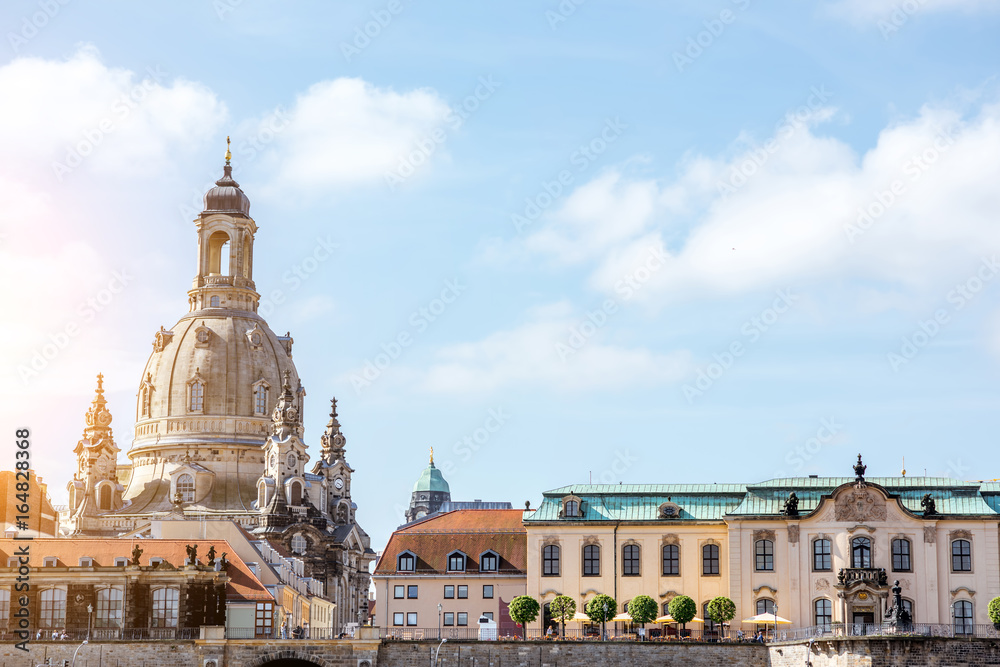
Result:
[203, 163, 250, 217]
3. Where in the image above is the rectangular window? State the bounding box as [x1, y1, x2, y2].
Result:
[483, 585, 494, 599]
[407, 585, 418, 599]
[393, 585, 404, 599]
[583, 544, 600, 576]
[622, 544, 640, 576]
[892, 539, 911, 571]
[444, 585, 455, 599]
[393, 612, 404, 626]
[443, 612, 454, 626]
[255, 602, 274, 637]
[457, 612, 468, 626]
[95, 587, 123, 628]
[813, 539, 831, 571]
[458, 585, 468, 599]
[406, 612, 417, 627]
[814, 599, 832, 631]
[662, 544, 679, 576]
[542, 545, 560, 576]
[39, 589, 67, 628]
[952, 540, 972, 572]
[702, 544, 719, 575]
[151, 587, 179, 628]
[755, 540, 774, 572]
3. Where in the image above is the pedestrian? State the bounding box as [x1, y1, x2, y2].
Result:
[281, 620, 288, 639]
[293, 624, 303, 639]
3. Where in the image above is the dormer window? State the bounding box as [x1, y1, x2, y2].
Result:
[659, 502, 681, 519]
[43, 557, 58, 567]
[448, 551, 467, 572]
[7, 557, 18, 567]
[79, 557, 94, 567]
[176, 474, 195, 503]
[114, 557, 129, 567]
[480, 551, 498, 572]
[397, 552, 415, 572]
[291, 534, 307, 555]
[150, 557, 164, 567]
[561, 495, 583, 518]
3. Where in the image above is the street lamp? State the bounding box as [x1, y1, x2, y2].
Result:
[86, 604, 93, 641]
[433, 637, 447, 667]
[71, 639, 88, 667]
[437, 603, 443, 640]
[602, 599, 608, 641]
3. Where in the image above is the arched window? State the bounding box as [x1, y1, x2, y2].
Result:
[851, 537, 871, 568]
[397, 552, 415, 572]
[480, 551, 498, 572]
[207, 231, 230, 275]
[257, 483, 268, 509]
[902, 598, 913, 622]
[448, 552, 466, 572]
[952, 540, 972, 572]
[140, 385, 151, 417]
[583, 544, 600, 576]
[542, 545, 560, 576]
[755, 539, 774, 571]
[254, 384, 269, 415]
[39, 588, 67, 628]
[98, 484, 112, 511]
[176, 474, 195, 503]
[813, 538, 831, 571]
[623, 544, 640, 576]
[662, 544, 679, 576]
[291, 534, 307, 555]
[95, 587, 123, 628]
[151, 587, 179, 628]
[564, 500, 579, 517]
[702, 544, 719, 575]
[662, 601, 671, 616]
[953, 600, 973, 635]
[756, 598, 774, 615]
[289, 480, 302, 506]
[703, 601, 718, 639]
[189, 381, 204, 412]
[814, 599, 832, 630]
[891, 538, 911, 571]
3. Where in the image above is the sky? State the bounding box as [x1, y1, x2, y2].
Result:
[2, 0, 1000, 553]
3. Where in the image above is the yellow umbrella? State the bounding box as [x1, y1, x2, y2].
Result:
[687, 616, 705, 623]
[741, 613, 792, 624]
[611, 612, 632, 622]
[654, 615, 674, 624]
[568, 612, 591, 622]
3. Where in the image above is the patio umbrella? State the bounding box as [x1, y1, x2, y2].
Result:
[654, 615, 674, 623]
[568, 612, 591, 622]
[687, 617, 705, 623]
[741, 613, 792, 624]
[611, 612, 632, 622]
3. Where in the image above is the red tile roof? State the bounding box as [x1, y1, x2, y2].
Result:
[0, 538, 273, 602]
[374, 510, 526, 575]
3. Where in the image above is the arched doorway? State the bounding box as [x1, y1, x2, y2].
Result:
[255, 659, 323, 667]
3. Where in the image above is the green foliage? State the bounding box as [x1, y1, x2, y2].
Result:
[989, 597, 1000, 625]
[550, 595, 577, 634]
[585, 594, 618, 623]
[508, 595, 540, 625]
[668, 595, 697, 628]
[707, 596, 736, 627]
[627, 595, 658, 625]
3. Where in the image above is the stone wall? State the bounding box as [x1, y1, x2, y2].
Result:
[768, 637, 1000, 667]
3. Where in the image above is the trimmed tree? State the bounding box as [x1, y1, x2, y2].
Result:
[668, 595, 697, 634]
[508, 595, 540, 640]
[989, 597, 1000, 627]
[707, 596, 736, 636]
[586, 594, 617, 640]
[627, 595, 658, 640]
[549, 595, 577, 638]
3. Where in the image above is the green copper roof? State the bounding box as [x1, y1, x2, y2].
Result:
[526, 477, 1000, 523]
[412, 462, 450, 494]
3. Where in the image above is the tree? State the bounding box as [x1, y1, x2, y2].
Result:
[989, 597, 1000, 627]
[707, 596, 736, 636]
[585, 594, 617, 640]
[508, 595, 540, 640]
[627, 595, 658, 640]
[668, 595, 697, 633]
[549, 595, 576, 638]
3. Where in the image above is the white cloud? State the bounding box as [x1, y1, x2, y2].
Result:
[266, 78, 452, 190]
[522, 99, 1000, 307]
[824, 0, 997, 23]
[419, 303, 692, 394]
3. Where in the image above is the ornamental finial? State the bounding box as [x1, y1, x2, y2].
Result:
[854, 453, 867, 486]
[225, 136, 232, 163]
[429, 447, 434, 465]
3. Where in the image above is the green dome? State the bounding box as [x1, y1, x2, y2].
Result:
[413, 462, 450, 494]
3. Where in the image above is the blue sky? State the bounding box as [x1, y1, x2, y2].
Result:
[2, 0, 1000, 550]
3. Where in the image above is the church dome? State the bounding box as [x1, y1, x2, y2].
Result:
[203, 162, 251, 217]
[412, 461, 450, 494]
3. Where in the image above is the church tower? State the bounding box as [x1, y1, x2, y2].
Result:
[257, 371, 311, 522]
[66, 374, 124, 535]
[313, 397, 357, 526]
[405, 450, 451, 523]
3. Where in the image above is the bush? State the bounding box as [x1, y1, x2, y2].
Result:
[989, 597, 1000, 625]
[585, 594, 618, 624]
[668, 595, 697, 629]
[628, 595, 658, 626]
[707, 596, 736, 629]
[508, 596, 540, 640]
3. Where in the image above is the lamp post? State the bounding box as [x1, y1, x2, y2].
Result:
[437, 603, 443, 640]
[772, 602, 777, 643]
[602, 599, 608, 641]
[87, 604, 93, 641]
[71, 639, 88, 667]
[433, 637, 447, 667]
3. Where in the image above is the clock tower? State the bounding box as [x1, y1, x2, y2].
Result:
[257, 371, 311, 520]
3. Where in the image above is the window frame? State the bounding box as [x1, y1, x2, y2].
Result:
[393, 585, 404, 599]
[397, 552, 415, 572]
[447, 551, 467, 572]
[393, 612, 404, 626]
[702, 543, 720, 576]
[952, 539, 972, 572]
[542, 544, 560, 577]
[407, 585, 418, 599]
[662, 544, 679, 576]
[443, 612, 454, 626]
[891, 538, 911, 572]
[480, 551, 498, 572]
[39, 588, 67, 629]
[583, 544, 601, 577]
[755, 539, 774, 572]
[622, 544, 640, 577]
[443, 585, 455, 599]
[151, 587, 179, 629]
[457, 612, 468, 626]
[176, 474, 195, 503]
[564, 500, 579, 517]
[814, 598, 832, 630]
[813, 538, 832, 572]
[483, 585, 494, 599]
[457, 585, 468, 599]
[406, 612, 417, 627]
[95, 587, 123, 628]
[851, 536, 872, 568]
[953, 600, 973, 635]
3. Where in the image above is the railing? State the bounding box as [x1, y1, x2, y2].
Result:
[375, 626, 751, 642]
[225, 627, 341, 640]
[27, 627, 201, 641]
[837, 567, 887, 585]
[773, 623, 1000, 642]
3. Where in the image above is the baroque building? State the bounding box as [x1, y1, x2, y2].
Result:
[523, 456, 1000, 637]
[63, 145, 374, 634]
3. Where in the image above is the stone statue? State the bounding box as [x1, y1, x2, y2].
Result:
[877, 569, 888, 586]
[207, 545, 217, 566]
[185, 544, 198, 564]
[783, 492, 800, 517]
[219, 552, 230, 571]
[921, 493, 938, 516]
[837, 568, 846, 585]
[130, 544, 143, 566]
[885, 579, 912, 629]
